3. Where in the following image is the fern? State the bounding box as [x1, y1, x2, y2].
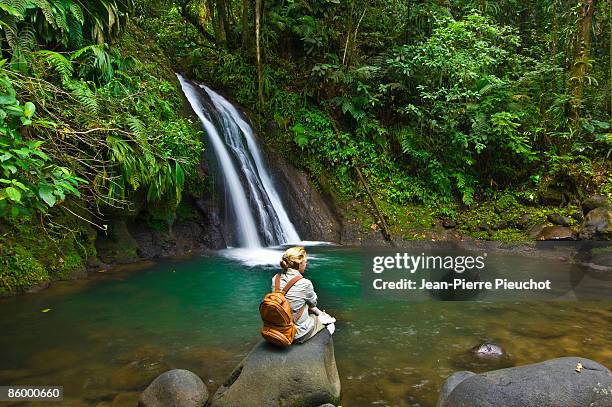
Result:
[64, 79, 98, 114]
[30, 0, 57, 29]
[34, 50, 73, 80]
[66, 13, 83, 47]
[0, 1, 22, 18]
[71, 44, 114, 82]
[68, 1, 83, 24]
[0, 0, 27, 18]
[126, 116, 147, 142]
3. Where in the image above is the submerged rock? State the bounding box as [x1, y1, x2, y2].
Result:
[438, 356, 612, 407]
[471, 343, 506, 358]
[579, 206, 612, 240]
[139, 369, 207, 407]
[452, 343, 513, 372]
[209, 330, 341, 407]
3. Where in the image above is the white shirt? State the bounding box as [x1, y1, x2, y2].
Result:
[271, 268, 318, 339]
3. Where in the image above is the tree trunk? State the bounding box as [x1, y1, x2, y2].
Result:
[570, 0, 597, 129]
[217, 0, 227, 44]
[550, 0, 558, 90]
[255, 0, 264, 106]
[180, 1, 217, 44]
[242, 0, 250, 49]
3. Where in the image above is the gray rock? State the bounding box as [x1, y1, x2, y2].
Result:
[442, 219, 456, 229]
[139, 369, 207, 407]
[436, 371, 475, 407]
[582, 195, 609, 215]
[579, 206, 611, 240]
[547, 213, 571, 226]
[438, 356, 612, 407]
[471, 343, 506, 358]
[209, 330, 341, 407]
[452, 343, 514, 372]
[536, 226, 575, 241]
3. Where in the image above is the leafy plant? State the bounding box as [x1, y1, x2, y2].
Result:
[0, 66, 84, 217]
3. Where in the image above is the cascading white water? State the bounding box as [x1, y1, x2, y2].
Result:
[177, 75, 261, 248]
[177, 74, 300, 248]
[202, 86, 301, 245]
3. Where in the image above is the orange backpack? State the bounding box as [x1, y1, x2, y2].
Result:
[259, 274, 307, 347]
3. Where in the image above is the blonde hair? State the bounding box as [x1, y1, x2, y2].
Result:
[280, 246, 307, 271]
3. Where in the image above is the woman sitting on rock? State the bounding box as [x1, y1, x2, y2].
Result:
[274, 246, 335, 344]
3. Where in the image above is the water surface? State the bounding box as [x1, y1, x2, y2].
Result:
[0, 246, 610, 406]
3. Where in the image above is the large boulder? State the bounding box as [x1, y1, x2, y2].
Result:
[582, 195, 609, 215]
[139, 369, 208, 407]
[209, 330, 341, 407]
[437, 356, 612, 407]
[437, 371, 475, 407]
[579, 206, 612, 240]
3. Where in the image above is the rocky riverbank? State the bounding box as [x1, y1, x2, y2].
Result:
[140, 330, 341, 407]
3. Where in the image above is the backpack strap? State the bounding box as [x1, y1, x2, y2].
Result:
[293, 304, 307, 323]
[275, 274, 307, 322]
[281, 275, 303, 295]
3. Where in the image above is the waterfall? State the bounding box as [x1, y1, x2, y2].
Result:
[177, 74, 300, 248]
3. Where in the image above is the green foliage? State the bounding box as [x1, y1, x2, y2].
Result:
[0, 242, 48, 294]
[0, 67, 84, 218]
[0, 0, 133, 80]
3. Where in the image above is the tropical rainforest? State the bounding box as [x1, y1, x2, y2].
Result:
[0, 0, 610, 294]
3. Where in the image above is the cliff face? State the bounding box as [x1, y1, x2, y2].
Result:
[263, 146, 342, 243]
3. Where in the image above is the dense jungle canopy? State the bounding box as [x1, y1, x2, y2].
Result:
[0, 0, 610, 292]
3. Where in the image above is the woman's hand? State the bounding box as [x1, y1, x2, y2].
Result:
[309, 306, 323, 316]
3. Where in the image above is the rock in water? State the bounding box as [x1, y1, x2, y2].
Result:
[536, 226, 575, 241]
[452, 343, 513, 371]
[579, 206, 612, 240]
[209, 330, 341, 407]
[438, 357, 612, 407]
[471, 343, 506, 358]
[139, 369, 208, 407]
[436, 371, 475, 407]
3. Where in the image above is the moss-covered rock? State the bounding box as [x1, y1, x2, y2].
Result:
[0, 244, 48, 295]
